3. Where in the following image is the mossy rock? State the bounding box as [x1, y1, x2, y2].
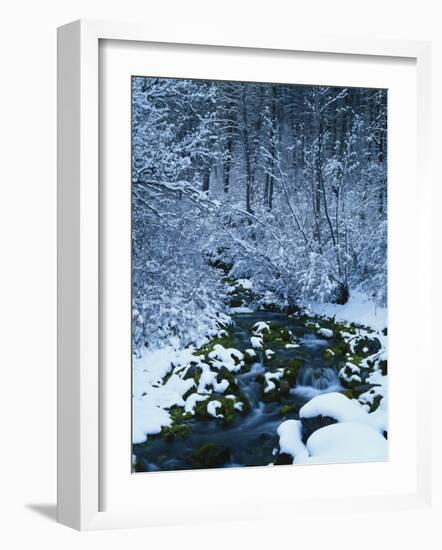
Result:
[196, 328, 236, 357]
[340, 389, 357, 400]
[188, 443, 231, 469]
[216, 367, 239, 393]
[262, 325, 292, 345]
[194, 394, 245, 424]
[161, 424, 191, 441]
[194, 398, 211, 419]
[183, 364, 202, 384]
[280, 403, 297, 416]
[283, 359, 302, 385]
[261, 387, 280, 403]
[244, 350, 258, 364]
[328, 340, 351, 357]
[168, 405, 192, 423]
[354, 336, 381, 357]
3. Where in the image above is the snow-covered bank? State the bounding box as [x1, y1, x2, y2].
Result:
[305, 291, 387, 333]
[132, 340, 247, 444]
[274, 297, 388, 465]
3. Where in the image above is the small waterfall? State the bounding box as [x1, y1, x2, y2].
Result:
[296, 365, 339, 391]
[238, 362, 265, 409]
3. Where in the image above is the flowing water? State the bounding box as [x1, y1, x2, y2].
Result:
[133, 311, 342, 472]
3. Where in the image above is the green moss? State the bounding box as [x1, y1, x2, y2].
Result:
[261, 387, 280, 403]
[328, 340, 351, 357]
[283, 359, 302, 385]
[161, 424, 191, 441]
[244, 350, 258, 364]
[194, 398, 211, 419]
[188, 443, 231, 469]
[323, 348, 336, 360]
[348, 354, 363, 367]
[280, 403, 297, 416]
[216, 367, 239, 393]
[340, 389, 357, 400]
[193, 394, 246, 423]
[196, 327, 236, 357]
[262, 325, 292, 345]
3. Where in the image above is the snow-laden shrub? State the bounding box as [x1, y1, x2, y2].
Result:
[132, 221, 229, 355]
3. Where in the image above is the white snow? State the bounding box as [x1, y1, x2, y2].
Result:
[230, 306, 254, 313]
[132, 398, 173, 444]
[132, 347, 200, 443]
[208, 344, 244, 372]
[277, 420, 309, 463]
[250, 336, 263, 349]
[236, 278, 253, 290]
[317, 328, 333, 338]
[265, 349, 275, 358]
[305, 422, 387, 464]
[339, 362, 362, 384]
[184, 392, 208, 415]
[306, 291, 387, 333]
[299, 392, 386, 434]
[264, 369, 284, 393]
[284, 343, 300, 349]
[197, 365, 229, 394]
[253, 321, 270, 334]
[207, 400, 223, 418]
[245, 348, 257, 358]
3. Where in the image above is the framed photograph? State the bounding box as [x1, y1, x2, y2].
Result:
[57, 19, 433, 530]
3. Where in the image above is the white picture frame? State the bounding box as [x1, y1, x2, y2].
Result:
[57, 19, 433, 531]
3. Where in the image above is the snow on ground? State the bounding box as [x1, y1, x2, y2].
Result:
[133, 343, 245, 444]
[317, 327, 333, 338]
[132, 347, 200, 443]
[306, 291, 387, 333]
[230, 306, 254, 313]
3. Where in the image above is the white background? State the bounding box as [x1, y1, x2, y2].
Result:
[0, 0, 441, 548]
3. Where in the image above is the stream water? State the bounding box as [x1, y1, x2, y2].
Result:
[133, 311, 343, 472]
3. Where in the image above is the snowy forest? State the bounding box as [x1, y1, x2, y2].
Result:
[131, 77, 388, 472]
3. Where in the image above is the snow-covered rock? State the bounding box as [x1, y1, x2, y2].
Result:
[277, 420, 309, 463]
[253, 321, 270, 335]
[300, 391, 386, 434]
[207, 400, 223, 418]
[208, 344, 244, 372]
[317, 327, 333, 338]
[250, 336, 263, 349]
[306, 422, 387, 464]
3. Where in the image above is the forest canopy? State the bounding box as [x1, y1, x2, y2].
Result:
[131, 77, 387, 353]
